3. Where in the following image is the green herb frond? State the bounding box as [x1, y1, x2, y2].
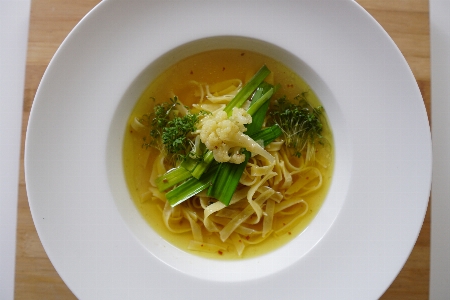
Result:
[269, 94, 325, 162]
[141, 96, 201, 165]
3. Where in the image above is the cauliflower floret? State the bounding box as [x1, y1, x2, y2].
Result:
[199, 107, 274, 164]
[229, 108, 251, 131]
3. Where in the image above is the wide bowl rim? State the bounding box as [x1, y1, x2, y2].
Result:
[25, 1, 431, 299]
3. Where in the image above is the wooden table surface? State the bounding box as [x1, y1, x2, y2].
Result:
[15, 0, 431, 299]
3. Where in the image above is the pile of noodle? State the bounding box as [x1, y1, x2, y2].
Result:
[131, 78, 330, 257]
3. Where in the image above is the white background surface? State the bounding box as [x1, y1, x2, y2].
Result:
[430, 0, 450, 299]
[0, 0, 30, 299]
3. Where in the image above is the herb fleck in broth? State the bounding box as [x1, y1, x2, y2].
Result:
[123, 49, 333, 259]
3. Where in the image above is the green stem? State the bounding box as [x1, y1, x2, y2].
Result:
[166, 164, 219, 207]
[207, 151, 251, 206]
[223, 65, 270, 116]
[155, 166, 192, 192]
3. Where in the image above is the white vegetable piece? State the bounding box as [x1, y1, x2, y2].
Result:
[199, 107, 275, 164]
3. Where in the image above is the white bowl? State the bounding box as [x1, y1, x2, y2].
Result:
[25, 1, 431, 299]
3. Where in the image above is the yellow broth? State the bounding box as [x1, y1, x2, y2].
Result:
[123, 49, 333, 259]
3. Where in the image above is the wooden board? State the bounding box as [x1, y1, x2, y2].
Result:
[15, 0, 430, 298]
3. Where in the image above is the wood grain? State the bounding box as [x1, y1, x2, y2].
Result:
[15, 0, 431, 299]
